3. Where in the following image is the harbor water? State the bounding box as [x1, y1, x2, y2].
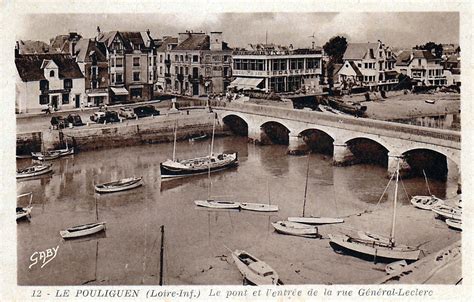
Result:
[17, 136, 461, 285]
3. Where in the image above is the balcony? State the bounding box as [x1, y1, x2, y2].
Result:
[164, 59, 171, 66]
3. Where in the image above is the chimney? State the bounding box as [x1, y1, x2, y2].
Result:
[210, 31, 223, 51]
[15, 41, 19, 57]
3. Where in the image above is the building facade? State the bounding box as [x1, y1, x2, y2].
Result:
[158, 31, 232, 96]
[395, 49, 447, 86]
[96, 30, 156, 103]
[15, 54, 85, 113]
[231, 44, 323, 93]
[155, 36, 178, 93]
[338, 41, 398, 91]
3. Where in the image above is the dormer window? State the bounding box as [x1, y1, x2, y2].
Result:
[50, 70, 55, 77]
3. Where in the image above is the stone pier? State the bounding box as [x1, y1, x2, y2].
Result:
[247, 125, 262, 144]
[287, 133, 309, 155]
[333, 141, 356, 166]
[387, 153, 410, 177]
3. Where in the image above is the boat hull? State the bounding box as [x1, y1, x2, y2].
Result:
[240, 203, 279, 212]
[432, 205, 461, 220]
[194, 200, 240, 209]
[288, 216, 344, 225]
[160, 153, 238, 179]
[445, 219, 462, 231]
[60, 222, 106, 239]
[410, 195, 444, 210]
[16, 165, 52, 179]
[329, 234, 421, 262]
[272, 221, 319, 237]
[95, 177, 143, 193]
[231, 250, 279, 285]
[16, 207, 32, 220]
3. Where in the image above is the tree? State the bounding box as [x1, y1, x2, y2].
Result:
[323, 36, 348, 63]
[416, 42, 443, 59]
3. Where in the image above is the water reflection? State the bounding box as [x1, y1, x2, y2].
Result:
[390, 113, 460, 131]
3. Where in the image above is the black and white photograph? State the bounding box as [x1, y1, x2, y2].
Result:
[1, 0, 472, 300]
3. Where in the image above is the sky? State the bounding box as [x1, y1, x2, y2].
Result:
[16, 12, 459, 49]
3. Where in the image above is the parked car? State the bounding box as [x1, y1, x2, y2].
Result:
[118, 107, 137, 119]
[90, 111, 120, 124]
[50, 116, 67, 129]
[65, 114, 84, 126]
[133, 105, 160, 118]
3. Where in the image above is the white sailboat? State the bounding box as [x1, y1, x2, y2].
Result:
[410, 170, 444, 210]
[231, 250, 280, 285]
[288, 153, 344, 225]
[328, 161, 421, 262]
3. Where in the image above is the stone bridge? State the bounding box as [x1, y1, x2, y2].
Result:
[214, 102, 461, 177]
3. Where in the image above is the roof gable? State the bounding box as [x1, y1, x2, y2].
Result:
[15, 54, 84, 82]
[174, 34, 209, 51]
[343, 43, 378, 60]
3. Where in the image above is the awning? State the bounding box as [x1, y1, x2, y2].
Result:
[229, 77, 264, 90]
[385, 70, 398, 76]
[87, 90, 108, 97]
[111, 87, 129, 96]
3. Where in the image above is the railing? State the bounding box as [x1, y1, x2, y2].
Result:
[214, 102, 461, 145]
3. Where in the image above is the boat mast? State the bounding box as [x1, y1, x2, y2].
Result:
[95, 196, 99, 221]
[210, 114, 216, 157]
[172, 119, 178, 161]
[389, 160, 400, 246]
[159, 225, 165, 286]
[207, 144, 212, 200]
[302, 152, 311, 217]
[423, 169, 432, 196]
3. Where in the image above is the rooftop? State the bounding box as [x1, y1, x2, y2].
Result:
[233, 43, 322, 56]
[15, 54, 84, 82]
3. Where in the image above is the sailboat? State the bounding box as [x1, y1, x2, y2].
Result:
[60, 196, 106, 239]
[231, 249, 281, 285]
[31, 138, 74, 160]
[16, 192, 33, 220]
[410, 170, 444, 210]
[194, 145, 240, 209]
[16, 163, 53, 179]
[288, 153, 344, 225]
[328, 161, 421, 262]
[160, 116, 238, 179]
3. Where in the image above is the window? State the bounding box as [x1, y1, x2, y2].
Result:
[180, 55, 184, 62]
[159, 66, 163, 75]
[116, 73, 123, 83]
[193, 55, 199, 63]
[133, 57, 140, 67]
[130, 88, 142, 99]
[91, 66, 98, 77]
[62, 93, 69, 104]
[64, 79, 73, 89]
[133, 71, 140, 81]
[39, 95, 48, 105]
[159, 55, 163, 63]
[175, 66, 179, 75]
[175, 55, 178, 62]
[39, 80, 49, 91]
[116, 57, 123, 67]
[193, 67, 199, 78]
[234, 59, 241, 70]
[256, 60, 264, 71]
[223, 67, 229, 77]
[306, 58, 320, 69]
[49, 70, 55, 77]
[185, 67, 189, 75]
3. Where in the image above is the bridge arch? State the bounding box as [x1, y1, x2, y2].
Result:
[222, 113, 249, 136]
[343, 136, 391, 167]
[259, 121, 291, 145]
[299, 128, 335, 155]
[400, 147, 457, 181]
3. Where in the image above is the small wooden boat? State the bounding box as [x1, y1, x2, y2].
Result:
[231, 250, 280, 285]
[33, 150, 61, 161]
[288, 216, 344, 225]
[95, 176, 143, 193]
[189, 134, 208, 142]
[60, 222, 106, 239]
[16, 206, 32, 220]
[432, 204, 462, 220]
[425, 99, 436, 104]
[445, 219, 462, 231]
[272, 221, 320, 237]
[410, 195, 444, 210]
[16, 154, 32, 159]
[385, 260, 408, 275]
[16, 164, 52, 179]
[194, 199, 240, 209]
[240, 202, 279, 212]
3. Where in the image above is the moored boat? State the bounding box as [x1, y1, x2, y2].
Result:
[33, 150, 61, 161]
[271, 221, 320, 237]
[240, 202, 279, 212]
[60, 222, 106, 239]
[410, 195, 444, 210]
[16, 164, 53, 179]
[432, 204, 461, 220]
[288, 217, 344, 225]
[160, 153, 238, 179]
[445, 219, 462, 231]
[16, 206, 33, 220]
[189, 134, 208, 142]
[194, 199, 240, 209]
[231, 250, 280, 285]
[95, 176, 143, 193]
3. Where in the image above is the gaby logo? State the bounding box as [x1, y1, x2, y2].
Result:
[29, 245, 59, 269]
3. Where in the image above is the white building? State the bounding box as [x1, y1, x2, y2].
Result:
[338, 41, 398, 91]
[15, 54, 85, 113]
[395, 49, 446, 86]
[231, 44, 323, 93]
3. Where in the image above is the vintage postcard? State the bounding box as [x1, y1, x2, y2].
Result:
[0, 0, 472, 301]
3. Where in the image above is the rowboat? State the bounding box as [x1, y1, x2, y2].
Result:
[16, 206, 32, 220]
[194, 200, 240, 209]
[33, 150, 61, 161]
[16, 164, 52, 179]
[410, 195, 444, 210]
[60, 222, 106, 239]
[432, 204, 462, 220]
[16, 154, 32, 159]
[240, 203, 279, 212]
[231, 250, 280, 285]
[95, 176, 143, 193]
[445, 219, 462, 231]
[271, 221, 320, 237]
[189, 134, 208, 142]
[288, 217, 344, 225]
